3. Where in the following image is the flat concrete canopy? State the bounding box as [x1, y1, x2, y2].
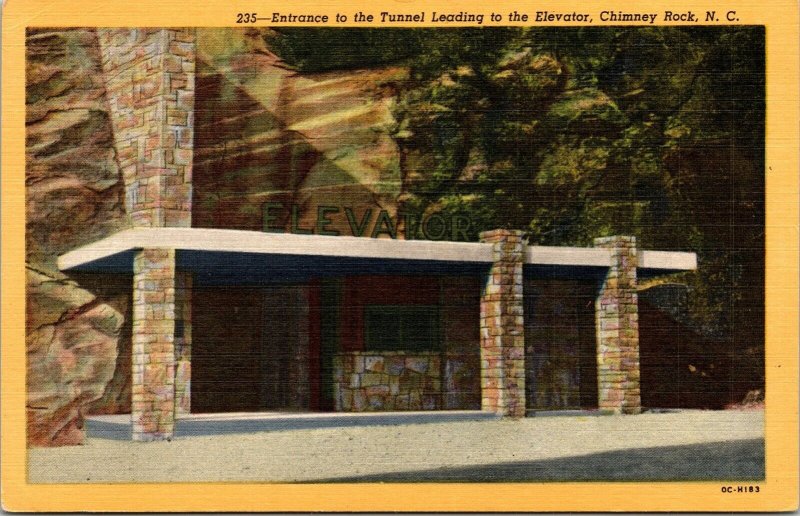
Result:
[58, 228, 696, 282]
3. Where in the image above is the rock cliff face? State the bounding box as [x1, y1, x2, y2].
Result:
[26, 29, 129, 268]
[26, 267, 124, 446]
[25, 28, 130, 446]
[192, 28, 404, 235]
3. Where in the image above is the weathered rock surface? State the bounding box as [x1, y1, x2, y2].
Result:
[26, 28, 130, 446]
[26, 28, 128, 270]
[26, 267, 123, 446]
[193, 28, 404, 235]
[81, 274, 133, 416]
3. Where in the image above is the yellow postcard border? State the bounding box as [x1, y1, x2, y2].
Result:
[2, 0, 798, 511]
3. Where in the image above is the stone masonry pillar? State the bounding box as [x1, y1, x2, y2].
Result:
[479, 230, 526, 417]
[98, 28, 195, 228]
[132, 249, 177, 441]
[99, 29, 196, 439]
[594, 236, 641, 414]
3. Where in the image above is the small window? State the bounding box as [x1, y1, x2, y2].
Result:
[364, 305, 440, 352]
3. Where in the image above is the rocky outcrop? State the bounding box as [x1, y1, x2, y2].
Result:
[26, 267, 123, 446]
[81, 273, 133, 416]
[26, 28, 129, 269]
[26, 28, 130, 446]
[192, 28, 404, 235]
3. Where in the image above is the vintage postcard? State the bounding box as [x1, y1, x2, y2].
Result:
[2, 0, 798, 512]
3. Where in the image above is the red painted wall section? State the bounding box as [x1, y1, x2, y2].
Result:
[340, 276, 441, 352]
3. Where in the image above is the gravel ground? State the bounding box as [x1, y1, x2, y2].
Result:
[28, 409, 764, 483]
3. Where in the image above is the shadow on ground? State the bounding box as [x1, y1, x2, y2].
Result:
[313, 438, 765, 482]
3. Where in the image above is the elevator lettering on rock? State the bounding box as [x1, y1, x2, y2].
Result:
[262, 202, 473, 241]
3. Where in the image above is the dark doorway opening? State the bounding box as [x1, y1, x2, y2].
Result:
[524, 279, 598, 412]
[192, 284, 314, 413]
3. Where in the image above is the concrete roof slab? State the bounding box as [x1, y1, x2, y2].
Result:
[58, 228, 698, 275]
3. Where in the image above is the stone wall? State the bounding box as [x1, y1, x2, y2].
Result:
[98, 28, 195, 228]
[594, 236, 641, 414]
[334, 352, 442, 411]
[97, 28, 197, 439]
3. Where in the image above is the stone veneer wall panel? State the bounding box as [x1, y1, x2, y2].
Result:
[479, 230, 526, 417]
[334, 352, 442, 411]
[594, 236, 641, 414]
[98, 28, 195, 228]
[132, 248, 176, 440]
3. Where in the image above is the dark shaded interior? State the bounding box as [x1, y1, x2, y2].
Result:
[190, 274, 483, 413]
[524, 278, 598, 411]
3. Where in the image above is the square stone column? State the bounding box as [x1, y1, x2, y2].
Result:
[132, 248, 177, 441]
[594, 236, 641, 414]
[98, 28, 195, 228]
[479, 230, 526, 417]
